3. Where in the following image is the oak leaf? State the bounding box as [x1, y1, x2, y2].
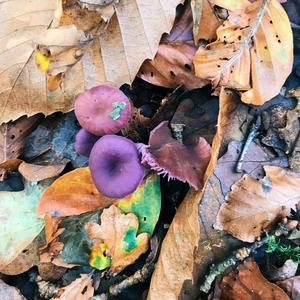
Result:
[194, 0, 293, 105]
[215, 166, 300, 242]
[38, 167, 113, 217]
[219, 258, 289, 300]
[85, 205, 150, 274]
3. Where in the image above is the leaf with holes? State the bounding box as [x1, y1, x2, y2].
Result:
[85, 205, 150, 274]
[193, 0, 293, 105]
[117, 174, 161, 236]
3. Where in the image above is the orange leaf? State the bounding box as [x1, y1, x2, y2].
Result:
[38, 167, 113, 217]
[194, 0, 293, 105]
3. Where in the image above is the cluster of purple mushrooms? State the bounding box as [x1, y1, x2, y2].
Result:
[74, 85, 211, 199]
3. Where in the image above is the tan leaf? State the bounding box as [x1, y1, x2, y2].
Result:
[215, 166, 300, 242]
[147, 89, 238, 299]
[51, 273, 94, 300]
[38, 167, 113, 217]
[219, 258, 290, 300]
[18, 161, 68, 182]
[0, 280, 26, 300]
[85, 205, 150, 274]
[194, 0, 293, 105]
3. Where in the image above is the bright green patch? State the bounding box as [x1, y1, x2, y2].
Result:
[90, 243, 111, 270]
[117, 174, 161, 235]
[121, 227, 138, 252]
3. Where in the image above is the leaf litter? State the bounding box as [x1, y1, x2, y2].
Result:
[0, 0, 299, 299]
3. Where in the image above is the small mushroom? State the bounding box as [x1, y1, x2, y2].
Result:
[75, 85, 132, 136]
[89, 135, 145, 198]
[75, 128, 99, 157]
[137, 121, 211, 190]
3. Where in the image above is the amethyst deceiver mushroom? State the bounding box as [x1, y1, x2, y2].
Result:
[137, 121, 211, 190]
[89, 135, 145, 198]
[75, 85, 131, 136]
[75, 128, 99, 157]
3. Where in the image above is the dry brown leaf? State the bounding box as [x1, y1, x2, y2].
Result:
[51, 273, 94, 300]
[37, 167, 113, 218]
[194, 0, 293, 105]
[0, 280, 26, 300]
[219, 258, 290, 300]
[215, 166, 300, 242]
[18, 161, 67, 182]
[147, 89, 239, 299]
[191, 0, 220, 42]
[85, 205, 150, 274]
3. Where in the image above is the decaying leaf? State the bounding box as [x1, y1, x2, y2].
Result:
[18, 161, 67, 182]
[277, 276, 300, 300]
[117, 174, 161, 235]
[194, 0, 293, 105]
[215, 166, 300, 242]
[38, 167, 113, 218]
[0, 280, 26, 300]
[0, 180, 50, 269]
[219, 258, 289, 300]
[51, 273, 94, 300]
[85, 205, 150, 274]
[191, 0, 220, 42]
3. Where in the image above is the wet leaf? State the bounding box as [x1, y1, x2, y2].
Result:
[215, 166, 300, 242]
[38, 167, 113, 218]
[219, 258, 289, 300]
[194, 0, 293, 105]
[51, 273, 94, 300]
[85, 205, 150, 274]
[117, 174, 161, 235]
[0, 180, 50, 269]
[0, 280, 26, 300]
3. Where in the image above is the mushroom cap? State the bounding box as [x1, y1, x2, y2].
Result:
[75, 128, 99, 157]
[138, 121, 211, 190]
[75, 85, 131, 136]
[89, 135, 145, 198]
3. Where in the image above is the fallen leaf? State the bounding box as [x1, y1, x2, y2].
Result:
[38, 262, 66, 282]
[117, 174, 161, 235]
[191, 0, 220, 42]
[51, 273, 94, 300]
[277, 276, 300, 300]
[18, 161, 67, 182]
[215, 166, 300, 242]
[0, 180, 50, 269]
[0, 0, 63, 124]
[147, 89, 240, 299]
[210, 0, 249, 11]
[89, 242, 112, 271]
[194, 0, 293, 105]
[0, 280, 26, 300]
[38, 167, 113, 218]
[85, 205, 150, 274]
[219, 258, 289, 300]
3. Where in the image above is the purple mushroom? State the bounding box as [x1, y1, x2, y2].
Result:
[137, 121, 211, 190]
[75, 85, 132, 136]
[89, 135, 145, 198]
[75, 128, 99, 157]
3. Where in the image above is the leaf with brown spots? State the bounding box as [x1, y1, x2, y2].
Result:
[194, 0, 293, 105]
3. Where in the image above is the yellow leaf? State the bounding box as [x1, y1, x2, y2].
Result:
[35, 52, 50, 73]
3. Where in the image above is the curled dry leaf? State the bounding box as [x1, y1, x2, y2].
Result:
[38, 167, 113, 218]
[194, 0, 293, 105]
[215, 166, 300, 243]
[18, 161, 67, 182]
[0, 280, 26, 300]
[85, 205, 150, 275]
[219, 258, 289, 300]
[51, 273, 94, 300]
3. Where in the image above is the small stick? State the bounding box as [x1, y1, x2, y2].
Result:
[236, 116, 261, 173]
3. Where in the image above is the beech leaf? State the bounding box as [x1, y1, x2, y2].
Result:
[85, 205, 150, 274]
[38, 167, 113, 218]
[194, 0, 293, 105]
[215, 166, 300, 242]
[0, 180, 50, 269]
